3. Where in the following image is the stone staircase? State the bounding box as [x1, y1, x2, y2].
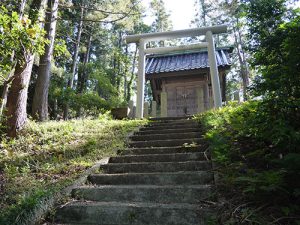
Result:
[54, 117, 215, 225]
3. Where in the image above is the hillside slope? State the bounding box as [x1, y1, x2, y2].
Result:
[0, 118, 144, 225]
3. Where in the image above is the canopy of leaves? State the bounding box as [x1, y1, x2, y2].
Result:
[245, 0, 300, 129]
[0, 6, 47, 78]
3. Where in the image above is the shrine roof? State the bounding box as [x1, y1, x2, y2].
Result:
[145, 48, 232, 75]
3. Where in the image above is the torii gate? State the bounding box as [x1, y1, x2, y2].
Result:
[125, 25, 227, 119]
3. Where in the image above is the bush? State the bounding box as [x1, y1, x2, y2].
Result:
[195, 101, 300, 223]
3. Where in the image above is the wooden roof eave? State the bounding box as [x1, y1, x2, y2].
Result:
[146, 65, 230, 80]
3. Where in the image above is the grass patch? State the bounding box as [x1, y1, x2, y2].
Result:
[195, 101, 300, 224]
[0, 117, 145, 225]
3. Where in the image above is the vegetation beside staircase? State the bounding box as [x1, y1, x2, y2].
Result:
[0, 118, 144, 225]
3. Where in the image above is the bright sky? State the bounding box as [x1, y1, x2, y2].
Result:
[142, 0, 300, 30]
[142, 0, 196, 30]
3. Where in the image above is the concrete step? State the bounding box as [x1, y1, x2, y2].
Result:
[129, 138, 204, 148]
[146, 120, 198, 126]
[130, 132, 202, 141]
[149, 116, 192, 121]
[139, 123, 200, 131]
[135, 127, 201, 135]
[88, 171, 214, 185]
[109, 152, 207, 163]
[72, 185, 212, 204]
[55, 201, 212, 225]
[100, 161, 211, 174]
[119, 144, 209, 155]
[146, 120, 198, 128]
[148, 118, 196, 124]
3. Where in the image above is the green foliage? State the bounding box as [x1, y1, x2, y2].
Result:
[0, 6, 47, 77]
[245, 1, 300, 129]
[47, 62, 124, 118]
[195, 101, 300, 223]
[0, 118, 145, 224]
[196, 4, 300, 222]
[150, 0, 173, 32]
[53, 38, 71, 61]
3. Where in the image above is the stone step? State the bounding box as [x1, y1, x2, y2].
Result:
[100, 161, 211, 174]
[109, 152, 207, 163]
[149, 116, 192, 121]
[135, 127, 201, 135]
[119, 144, 208, 155]
[88, 171, 214, 185]
[130, 132, 202, 141]
[72, 185, 212, 204]
[148, 118, 196, 124]
[55, 201, 212, 225]
[146, 120, 198, 127]
[129, 138, 204, 148]
[139, 123, 200, 131]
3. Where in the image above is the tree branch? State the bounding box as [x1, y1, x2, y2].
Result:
[58, 3, 138, 16]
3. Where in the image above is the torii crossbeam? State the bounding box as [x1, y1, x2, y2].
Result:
[125, 25, 228, 119]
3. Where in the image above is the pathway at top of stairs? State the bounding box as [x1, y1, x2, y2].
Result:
[52, 117, 215, 225]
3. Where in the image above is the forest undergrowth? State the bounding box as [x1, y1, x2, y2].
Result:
[0, 115, 144, 225]
[195, 101, 300, 225]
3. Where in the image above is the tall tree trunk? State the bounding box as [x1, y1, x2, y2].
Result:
[199, 0, 207, 26]
[0, 67, 16, 117]
[124, 45, 129, 101]
[236, 18, 250, 86]
[63, 6, 84, 120]
[233, 24, 249, 101]
[76, 34, 92, 118]
[0, 0, 28, 118]
[19, 0, 27, 18]
[77, 34, 92, 94]
[116, 31, 123, 94]
[126, 46, 138, 102]
[69, 7, 84, 89]
[32, 0, 59, 121]
[4, 0, 47, 137]
[5, 55, 34, 137]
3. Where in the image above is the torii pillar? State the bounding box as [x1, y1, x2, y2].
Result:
[125, 25, 227, 119]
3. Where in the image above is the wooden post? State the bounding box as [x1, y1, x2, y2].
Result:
[143, 102, 149, 118]
[203, 83, 209, 110]
[161, 92, 167, 117]
[151, 101, 157, 118]
[197, 88, 205, 113]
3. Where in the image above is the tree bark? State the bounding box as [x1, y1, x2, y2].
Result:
[0, 67, 16, 117]
[77, 34, 92, 94]
[124, 45, 129, 100]
[76, 34, 92, 118]
[233, 24, 249, 101]
[0, 0, 28, 118]
[4, 0, 29, 131]
[69, 7, 84, 89]
[4, 0, 47, 137]
[19, 0, 27, 18]
[63, 6, 84, 120]
[32, 0, 59, 121]
[236, 19, 250, 86]
[126, 45, 138, 102]
[5, 55, 34, 137]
